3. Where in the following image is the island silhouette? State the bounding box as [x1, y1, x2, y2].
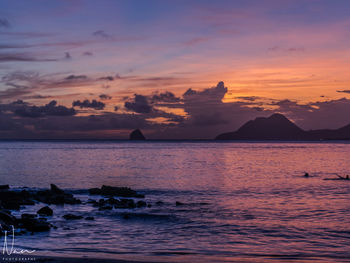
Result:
[216, 113, 350, 140]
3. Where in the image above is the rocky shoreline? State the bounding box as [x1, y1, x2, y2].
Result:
[0, 184, 149, 235]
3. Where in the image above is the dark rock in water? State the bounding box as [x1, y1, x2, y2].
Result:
[0, 210, 17, 226]
[0, 185, 9, 190]
[0, 190, 34, 210]
[63, 214, 83, 220]
[115, 199, 136, 209]
[37, 206, 53, 216]
[123, 214, 130, 220]
[136, 201, 147, 208]
[35, 185, 81, 205]
[175, 201, 184, 206]
[87, 199, 98, 204]
[88, 188, 101, 195]
[21, 213, 37, 219]
[85, 216, 95, 221]
[98, 205, 113, 211]
[156, 201, 164, 206]
[129, 129, 146, 140]
[89, 185, 144, 198]
[50, 184, 64, 194]
[18, 217, 50, 232]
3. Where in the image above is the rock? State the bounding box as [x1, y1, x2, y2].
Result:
[0, 185, 9, 190]
[0, 190, 34, 210]
[129, 129, 146, 140]
[88, 188, 101, 195]
[87, 199, 97, 204]
[19, 217, 50, 232]
[50, 184, 64, 194]
[63, 214, 83, 220]
[0, 210, 17, 225]
[21, 213, 37, 219]
[98, 205, 113, 211]
[136, 201, 147, 208]
[2, 201, 20, 210]
[85, 216, 95, 221]
[37, 206, 53, 216]
[34, 186, 81, 205]
[176, 201, 184, 206]
[156, 201, 164, 206]
[115, 199, 136, 209]
[89, 185, 144, 198]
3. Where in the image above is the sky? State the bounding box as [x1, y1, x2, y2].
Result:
[1, 0, 350, 139]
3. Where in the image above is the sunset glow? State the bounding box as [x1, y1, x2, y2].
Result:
[2, 0, 350, 139]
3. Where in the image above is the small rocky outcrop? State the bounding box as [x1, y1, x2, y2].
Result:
[129, 129, 146, 140]
[0, 210, 17, 231]
[0, 188, 35, 210]
[18, 214, 51, 232]
[34, 184, 81, 205]
[0, 185, 9, 190]
[63, 214, 83, 220]
[37, 206, 53, 216]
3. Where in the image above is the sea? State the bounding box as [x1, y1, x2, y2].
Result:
[0, 141, 350, 262]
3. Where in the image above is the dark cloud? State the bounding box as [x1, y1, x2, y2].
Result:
[92, 30, 111, 39]
[275, 98, 350, 130]
[14, 100, 76, 118]
[99, 94, 112, 100]
[0, 83, 33, 99]
[83, 51, 93, 56]
[337, 90, 350, 94]
[0, 71, 93, 101]
[268, 46, 304, 52]
[99, 76, 114, 81]
[124, 94, 153, 113]
[1, 79, 350, 139]
[182, 81, 267, 129]
[0, 44, 33, 49]
[64, 75, 87, 81]
[0, 101, 156, 139]
[0, 42, 85, 50]
[0, 18, 10, 28]
[72, 99, 105, 110]
[235, 96, 261, 101]
[65, 52, 71, 59]
[0, 32, 53, 38]
[0, 53, 58, 62]
[150, 91, 181, 103]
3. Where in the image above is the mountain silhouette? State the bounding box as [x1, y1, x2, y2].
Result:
[216, 113, 350, 140]
[129, 129, 146, 140]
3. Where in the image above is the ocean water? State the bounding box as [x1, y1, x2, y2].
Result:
[0, 141, 350, 262]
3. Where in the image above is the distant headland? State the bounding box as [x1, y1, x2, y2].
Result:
[215, 113, 350, 141]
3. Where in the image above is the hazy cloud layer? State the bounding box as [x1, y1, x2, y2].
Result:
[0, 81, 350, 139]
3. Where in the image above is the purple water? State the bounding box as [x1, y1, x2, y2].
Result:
[0, 141, 350, 262]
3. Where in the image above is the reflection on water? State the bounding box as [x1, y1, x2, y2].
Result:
[0, 142, 350, 262]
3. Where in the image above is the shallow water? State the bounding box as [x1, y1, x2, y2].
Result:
[0, 141, 350, 262]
